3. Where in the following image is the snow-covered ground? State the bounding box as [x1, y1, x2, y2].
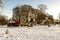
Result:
[0, 25, 60, 40]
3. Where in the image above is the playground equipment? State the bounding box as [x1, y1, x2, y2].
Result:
[7, 19, 20, 27]
[41, 17, 48, 25]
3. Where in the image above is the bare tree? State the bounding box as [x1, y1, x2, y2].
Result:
[37, 4, 47, 12]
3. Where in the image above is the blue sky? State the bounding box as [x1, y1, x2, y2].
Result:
[2, 0, 60, 19]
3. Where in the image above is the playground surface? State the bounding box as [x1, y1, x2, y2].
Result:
[0, 25, 60, 40]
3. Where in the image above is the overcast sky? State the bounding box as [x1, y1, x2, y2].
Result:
[2, 0, 60, 19]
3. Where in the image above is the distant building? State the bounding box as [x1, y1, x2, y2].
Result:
[59, 13, 60, 19]
[12, 5, 37, 24]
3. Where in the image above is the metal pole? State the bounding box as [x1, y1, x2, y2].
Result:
[0, 0, 3, 14]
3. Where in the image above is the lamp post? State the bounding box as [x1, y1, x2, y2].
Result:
[0, 0, 3, 14]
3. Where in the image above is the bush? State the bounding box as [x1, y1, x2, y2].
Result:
[0, 15, 8, 25]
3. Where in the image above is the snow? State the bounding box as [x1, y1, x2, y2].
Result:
[0, 25, 60, 40]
